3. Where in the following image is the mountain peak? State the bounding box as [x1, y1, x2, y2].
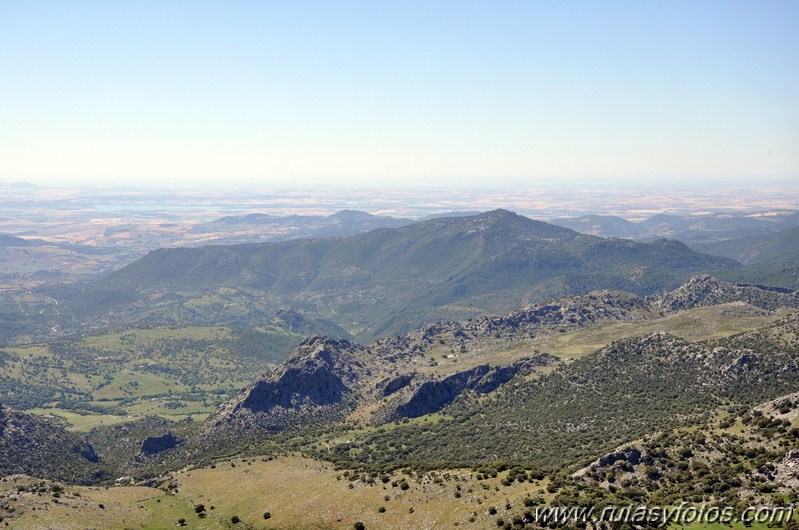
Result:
[209, 337, 368, 429]
[328, 209, 375, 220]
[481, 208, 516, 218]
[469, 209, 527, 225]
[454, 209, 579, 240]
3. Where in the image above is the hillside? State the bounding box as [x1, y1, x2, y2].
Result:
[0, 234, 41, 247]
[10, 275, 791, 437]
[193, 209, 414, 241]
[0, 323, 315, 428]
[550, 214, 642, 238]
[0, 275, 798, 528]
[551, 210, 799, 244]
[693, 225, 799, 266]
[195, 276, 799, 461]
[0, 405, 104, 483]
[329, 312, 799, 473]
[691, 226, 799, 289]
[81, 210, 741, 341]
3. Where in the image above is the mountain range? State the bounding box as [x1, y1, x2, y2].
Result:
[78, 209, 740, 341]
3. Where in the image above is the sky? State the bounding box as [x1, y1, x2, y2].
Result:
[1, 0, 797, 189]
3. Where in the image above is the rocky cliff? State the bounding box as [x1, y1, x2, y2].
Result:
[210, 336, 372, 429]
[375, 354, 560, 422]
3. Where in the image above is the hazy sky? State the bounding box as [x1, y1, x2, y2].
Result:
[1, 1, 797, 188]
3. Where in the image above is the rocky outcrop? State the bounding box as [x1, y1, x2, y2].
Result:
[379, 373, 415, 396]
[653, 274, 799, 311]
[773, 449, 799, 490]
[374, 290, 654, 358]
[377, 354, 559, 422]
[211, 336, 371, 429]
[272, 308, 309, 333]
[370, 276, 799, 361]
[238, 357, 346, 411]
[597, 447, 644, 467]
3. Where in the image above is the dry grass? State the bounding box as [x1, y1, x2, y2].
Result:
[173, 455, 546, 529]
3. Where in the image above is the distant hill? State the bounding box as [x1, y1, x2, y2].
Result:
[0, 233, 117, 255]
[637, 212, 777, 243]
[417, 210, 484, 221]
[93, 210, 741, 340]
[550, 215, 642, 238]
[0, 234, 44, 247]
[194, 209, 413, 241]
[551, 210, 799, 244]
[691, 226, 799, 289]
[692, 225, 799, 266]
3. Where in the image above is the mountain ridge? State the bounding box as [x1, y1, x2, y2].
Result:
[84, 210, 742, 341]
[206, 275, 797, 435]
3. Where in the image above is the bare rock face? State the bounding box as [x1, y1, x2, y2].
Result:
[210, 336, 369, 429]
[376, 354, 559, 422]
[774, 449, 799, 490]
[379, 373, 415, 396]
[239, 353, 346, 411]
